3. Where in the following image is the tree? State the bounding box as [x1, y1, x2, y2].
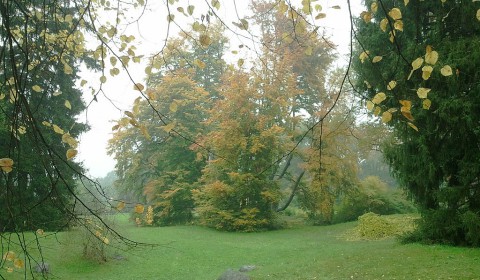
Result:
[299, 71, 360, 225]
[193, 70, 283, 231]
[0, 0, 90, 232]
[354, 0, 480, 246]
[108, 70, 210, 225]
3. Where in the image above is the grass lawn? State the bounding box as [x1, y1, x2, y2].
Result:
[3, 214, 480, 279]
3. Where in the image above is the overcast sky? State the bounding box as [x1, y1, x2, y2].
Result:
[77, 0, 362, 178]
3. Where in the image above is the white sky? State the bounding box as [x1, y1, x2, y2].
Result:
[77, 0, 363, 178]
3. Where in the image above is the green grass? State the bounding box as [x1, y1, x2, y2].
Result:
[3, 214, 480, 279]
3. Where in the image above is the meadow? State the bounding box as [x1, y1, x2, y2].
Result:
[4, 214, 480, 280]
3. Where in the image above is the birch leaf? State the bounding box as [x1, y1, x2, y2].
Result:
[66, 149, 78, 160]
[441, 65, 453, 76]
[417, 88, 431, 99]
[372, 56, 383, 63]
[372, 92, 387, 104]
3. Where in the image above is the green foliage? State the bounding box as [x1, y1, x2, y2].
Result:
[335, 176, 416, 223]
[354, 0, 480, 246]
[402, 209, 480, 247]
[144, 172, 195, 226]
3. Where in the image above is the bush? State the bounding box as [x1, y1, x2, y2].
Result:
[194, 173, 280, 232]
[401, 209, 480, 247]
[334, 176, 416, 223]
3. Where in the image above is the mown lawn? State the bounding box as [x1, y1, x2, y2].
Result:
[3, 214, 480, 279]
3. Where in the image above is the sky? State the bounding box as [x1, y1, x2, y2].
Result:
[77, 0, 363, 178]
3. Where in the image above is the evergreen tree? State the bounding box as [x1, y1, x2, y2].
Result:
[354, 0, 480, 246]
[0, 0, 89, 231]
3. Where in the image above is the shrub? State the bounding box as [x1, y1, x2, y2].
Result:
[334, 176, 416, 223]
[402, 209, 480, 247]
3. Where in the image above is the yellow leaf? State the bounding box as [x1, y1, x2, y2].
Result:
[425, 50, 439, 65]
[53, 90, 62, 96]
[169, 101, 178, 113]
[366, 100, 375, 111]
[237, 58, 245, 67]
[140, 125, 151, 141]
[65, 100, 72, 110]
[399, 100, 412, 111]
[36, 229, 45, 235]
[412, 57, 424, 70]
[394, 20, 403, 31]
[194, 59, 206, 69]
[110, 68, 120, 76]
[112, 124, 120, 131]
[124, 111, 135, 118]
[42, 121, 51, 127]
[382, 111, 392, 123]
[380, 18, 388, 32]
[359, 51, 369, 63]
[440, 65, 453, 76]
[0, 158, 13, 173]
[372, 56, 383, 63]
[402, 111, 415, 121]
[80, 80, 87, 87]
[62, 134, 78, 149]
[408, 122, 419, 131]
[477, 9, 480, 21]
[304, 46, 313, 56]
[315, 13, 327, 19]
[18, 126, 26, 134]
[134, 83, 144, 91]
[100, 76, 107, 83]
[64, 63, 73, 75]
[52, 124, 64, 134]
[7, 267, 13, 273]
[102, 237, 110, 245]
[372, 92, 387, 104]
[417, 87, 431, 99]
[331, 5, 341, 9]
[116, 201, 126, 211]
[187, 5, 194, 15]
[389, 30, 396, 43]
[371, 2, 378, 13]
[66, 149, 78, 160]
[374, 106, 381, 116]
[134, 204, 145, 214]
[129, 119, 139, 127]
[364, 80, 372, 89]
[3, 251, 15, 261]
[361, 11, 372, 23]
[388, 8, 402, 20]
[404, 0, 410, 6]
[161, 122, 175, 133]
[13, 258, 24, 269]
[32, 85, 42, 92]
[211, 0, 220, 10]
[422, 65, 433, 80]
[387, 108, 398, 113]
[423, 99, 432, 110]
[199, 34, 211, 47]
[387, 80, 397, 90]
